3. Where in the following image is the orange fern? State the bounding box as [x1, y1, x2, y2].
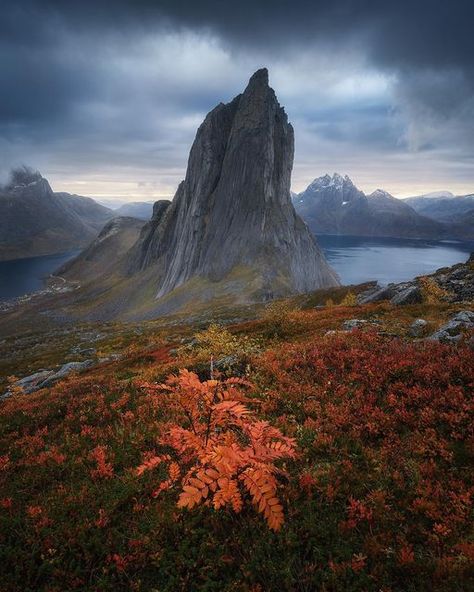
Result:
[136, 370, 297, 530]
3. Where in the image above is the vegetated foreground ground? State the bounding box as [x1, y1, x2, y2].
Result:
[0, 297, 473, 592]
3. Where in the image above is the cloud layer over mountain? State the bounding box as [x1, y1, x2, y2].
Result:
[1, 0, 473, 198]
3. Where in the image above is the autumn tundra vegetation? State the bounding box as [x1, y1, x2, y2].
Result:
[0, 297, 473, 591]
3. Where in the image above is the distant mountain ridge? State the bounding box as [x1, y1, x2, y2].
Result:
[114, 201, 154, 220]
[293, 173, 448, 239]
[293, 173, 474, 239]
[404, 192, 474, 224]
[0, 167, 115, 261]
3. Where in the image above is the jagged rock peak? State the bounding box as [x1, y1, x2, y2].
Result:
[129, 68, 339, 300]
[7, 165, 42, 186]
[307, 173, 355, 191]
[247, 67, 269, 87]
[2, 166, 53, 197]
[3, 166, 45, 191]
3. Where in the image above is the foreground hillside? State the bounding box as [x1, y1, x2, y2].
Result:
[0, 290, 473, 591]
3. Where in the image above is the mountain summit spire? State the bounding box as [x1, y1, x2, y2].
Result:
[247, 67, 269, 87]
[126, 68, 339, 308]
[64, 70, 339, 319]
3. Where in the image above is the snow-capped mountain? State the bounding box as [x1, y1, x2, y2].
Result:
[293, 173, 448, 239]
[405, 192, 474, 224]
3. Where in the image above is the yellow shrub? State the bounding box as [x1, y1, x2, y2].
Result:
[180, 323, 261, 372]
[339, 291, 357, 306]
[418, 276, 450, 304]
[262, 300, 297, 338]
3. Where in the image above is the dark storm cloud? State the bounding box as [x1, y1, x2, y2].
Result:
[7, 1, 473, 67]
[1, 0, 473, 195]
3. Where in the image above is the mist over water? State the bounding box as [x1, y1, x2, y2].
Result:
[318, 236, 474, 285]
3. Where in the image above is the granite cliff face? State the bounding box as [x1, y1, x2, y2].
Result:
[127, 68, 339, 303]
[294, 173, 447, 239]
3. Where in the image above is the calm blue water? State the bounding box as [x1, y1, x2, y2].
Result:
[0, 238, 472, 301]
[0, 251, 79, 300]
[318, 235, 474, 285]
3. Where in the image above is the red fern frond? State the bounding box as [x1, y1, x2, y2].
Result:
[136, 454, 171, 476]
[177, 485, 204, 509]
[136, 372, 296, 530]
[240, 467, 284, 530]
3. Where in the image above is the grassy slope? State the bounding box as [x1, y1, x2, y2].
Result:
[0, 295, 473, 592]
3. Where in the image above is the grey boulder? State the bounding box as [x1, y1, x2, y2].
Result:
[409, 319, 428, 337]
[1, 360, 94, 399]
[391, 286, 422, 306]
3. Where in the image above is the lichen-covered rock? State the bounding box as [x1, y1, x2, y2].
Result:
[1, 360, 94, 399]
[342, 319, 369, 330]
[427, 309, 474, 343]
[428, 330, 462, 344]
[409, 319, 428, 337]
[39, 360, 94, 388]
[358, 285, 397, 304]
[451, 310, 474, 324]
[391, 285, 422, 306]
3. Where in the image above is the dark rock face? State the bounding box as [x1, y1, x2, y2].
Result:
[152, 200, 171, 220]
[0, 167, 115, 261]
[129, 69, 339, 300]
[294, 173, 449, 239]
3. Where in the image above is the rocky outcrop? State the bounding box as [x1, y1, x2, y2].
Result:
[428, 310, 474, 343]
[293, 173, 449, 239]
[1, 360, 94, 399]
[359, 253, 474, 305]
[0, 167, 115, 261]
[126, 69, 339, 303]
[14, 70, 338, 321]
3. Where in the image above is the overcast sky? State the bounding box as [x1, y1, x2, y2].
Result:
[1, 0, 473, 200]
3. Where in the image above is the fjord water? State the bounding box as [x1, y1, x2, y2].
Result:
[0, 238, 473, 301]
[0, 251, 79, 300]
[318, 236, 474, 285]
